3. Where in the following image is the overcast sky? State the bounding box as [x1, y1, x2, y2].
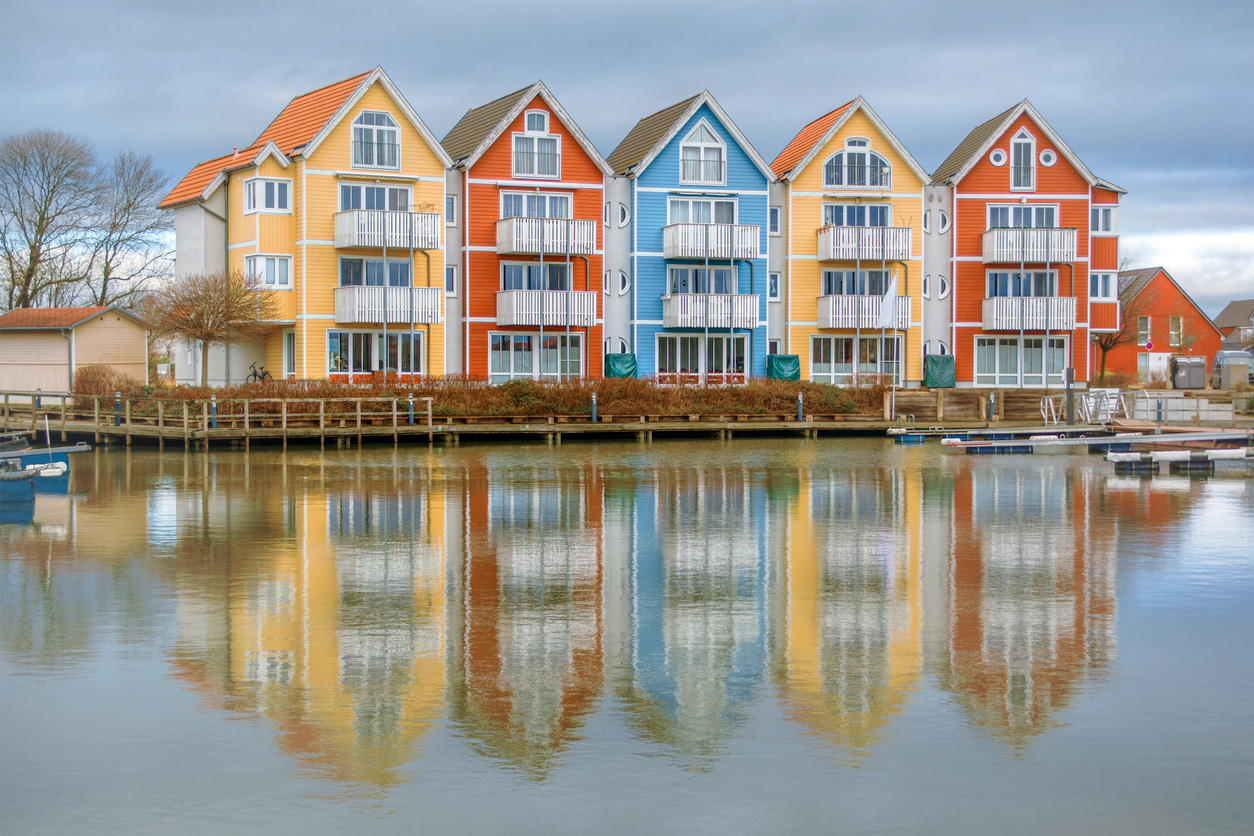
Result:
[2, 0, 1250, 315]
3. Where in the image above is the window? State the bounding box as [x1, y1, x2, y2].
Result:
[938, 274, 950, 299]
[445, 265, 458, 295]
[1138, 316, 1150, 345]
[922, 274, 930, 299]
[821, 269, 890, 296]
[329, 330, 425, 375]
[988, 205, 1057, 229]
[975, 336, 1065, 387]
[1170, 316, 1182, 346]
[923, 340, 949, 356]
[445, 196, 456, 225]
[245, 255, 292, 289]
[339, 183, 409, 212]
[340, 258, 411, 287]
[502, 262, 569, 291]
[283, 331, 296, 378]
[939, 211, 950, 233]
[657, 334, 746, 384]
[669, 266, 734, 295]
[668, 197, 735, 224]
[1090, 272, 1115, 300]
[823, 138, 891, 189]
[243, 178, 290, 214]
[618, 203, 630, 227]
[986, 271, 1057, 297]
[1091, 206, 1117, 233]
[1011, 129, 1035, 191]
[823, 203, 888, 227]
[768, 339, 781, 355]
[490, 333, 581, 382]
[513, 115, 560, 178]
[769, 206, 781, 235]
[768, 272, 781, 301]
[618, 270, 630, 296]
[811, 335, 900, 384]
[501, 192, 570, 219]
[679, 120, 725, 185]
[352, 111, 399, 169]
[328, 330, 374, 374]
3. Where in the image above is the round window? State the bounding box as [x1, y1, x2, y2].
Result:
[922, 212, 930, 233]
[1039, 149, 1057, 167]
[603, 270, 611, 295]
[618, 203, 630, 227]
[989, 149, 1007, 167]
[618, 271, 630, 295]
[939, 275, 950, 299]
[939, 211, 950, 234]
[922, 274, 931, 299]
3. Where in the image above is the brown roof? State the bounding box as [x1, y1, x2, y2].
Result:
[1117, 267, 1162, 305]
[1214, 299, 1254, 329]
[441, 84, 535, 163]
[931, 103, 1019, 184]
[606, 95, 700, 176]
[160, 71, 371, 209]
[770, 101, 854, 178]
[0, 306, 144, 330]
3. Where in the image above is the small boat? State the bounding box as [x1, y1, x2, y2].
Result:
[0, 430, 31, 453]
[0, 467, 37, 502]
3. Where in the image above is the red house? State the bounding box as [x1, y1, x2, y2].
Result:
[1100, 267, 1223, 383]
[441, 82, 610, 382]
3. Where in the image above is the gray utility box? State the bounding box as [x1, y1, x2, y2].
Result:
[1221, 359, 1251, 389]
[1171, 355, 1206, 389]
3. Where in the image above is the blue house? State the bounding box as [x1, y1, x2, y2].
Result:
[606, 93, 774, 382]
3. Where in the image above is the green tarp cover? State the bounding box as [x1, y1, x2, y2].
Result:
[767, 355, 801, 381]
[605, 353, 638, 379]
[924, 354, 956, 388]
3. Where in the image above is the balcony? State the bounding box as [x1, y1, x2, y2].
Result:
[496, 290, 597, 327]
[496, 217, 596, 256]
[817, 295, 911, 329]
[335, 210, 441, 250]
[662, 293, 760, 329]
[982, 228, 1077, 263]
[662, 224, 760, 260]
[981, 296, 1076, 331]
[817, 226, 912, 261]
[334, 285, 442, 325]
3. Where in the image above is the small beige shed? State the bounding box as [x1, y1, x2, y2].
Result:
[0, 306, 149, 392]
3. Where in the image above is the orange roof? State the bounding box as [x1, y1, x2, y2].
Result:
[159, 71, 371, 209]
[0, 306, 111, 329]
[771, 101, 854, 178]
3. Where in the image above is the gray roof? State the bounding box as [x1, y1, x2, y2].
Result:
[1118, 267, 1161, 305]
[930, 103, 1018, 184]
[441, 84, 533, 162]
[606, 95, 700, 176]
[1214, 299, 1254, 329]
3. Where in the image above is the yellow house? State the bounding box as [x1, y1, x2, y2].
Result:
[770, 99, 928, 386]
[160, 68, 452, 384]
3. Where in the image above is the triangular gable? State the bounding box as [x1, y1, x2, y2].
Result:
[1119, 268, 1222, 337]
[249, 140, 290, 170]
[442, 81, 611, 176]
[0, 305, 147, 330]
[771, 97, 929, 184]
[612, 91, 775, 182]
[931, 100, 1099, 187]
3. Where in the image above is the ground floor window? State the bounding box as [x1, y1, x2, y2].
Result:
[328, 329, 424, 377]
[810, 335, 900, 384]
[490, 332, 582, 383]
[283, 331, 296, 378]
[656, 333, 747, 385]
[974, 335, 1066, 387]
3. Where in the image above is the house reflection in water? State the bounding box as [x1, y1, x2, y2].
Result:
[446, 457, 604, 778]
[169, 455, 448, 788]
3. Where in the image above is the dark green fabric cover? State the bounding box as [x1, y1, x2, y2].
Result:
[605, 353, 638, 379]
[767, 355, 801, 381]
[923, 354, 956, 388]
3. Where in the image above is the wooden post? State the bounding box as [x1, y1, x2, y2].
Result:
[244, 399, 250, 450]
[60, 394, 67, 441]
[202, 401, 209, 448]
[281, 400, 288, 451]
[2, 393, 8, 430]
[882, 391, 891, 422]
[936, 388, 945, 422]
[183, 402, 190, 446]
[392, 398, 398, 444]
[125, 399, 132, 446]
[157, 400, 164, 451]
[426, 398, 433, 443]
[356, 399, 362, 447]
[93, 396, 100, 443]
[319, 401, 325, 448]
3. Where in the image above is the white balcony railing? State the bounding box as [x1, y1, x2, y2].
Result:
[334, 285, 442, 325]
[496, 290, 597, 327]
[982, 228, 1077, 263]
[334, 210, 441, 250]
[981, 296, 1077, 331]
[495, 217, 596, 256]
[662, 293, 760, 329]
[662, 224, 760, 260]
[817, 294, 912, 329]
[817, 226, 912, 261]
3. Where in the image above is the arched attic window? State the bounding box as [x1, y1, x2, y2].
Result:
[352, 111, 399, 169]
[679, 120, 725, 186]
[823, 138, 891, 189]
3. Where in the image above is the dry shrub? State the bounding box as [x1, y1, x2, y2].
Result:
[1097, 371, 1137, 389]
[1145, 372, 1171, 390]
[72, 365, 145, 408]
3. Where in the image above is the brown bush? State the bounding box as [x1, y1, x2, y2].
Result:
[72, 365, 145, 408]
[1097, 371, 1138, 389]
[1144, 372, 1171, 390]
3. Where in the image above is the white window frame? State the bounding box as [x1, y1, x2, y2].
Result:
[1091, 205, 1117, 234]
[500, 191, 572, 219]
[667, 197, 737, 225]
[822, 137, 892, 190]
[810, 334, 902, 385]
[1169, 315, 1183, 347]
[1010, 129, 1036, 192]
[500, 260, 571, 291]
[768, 339, 781, 355]
[338, 255, 412, 288]
[667, 265, 735, 295]
[445, 195, 457, 226]
[678, 118, 726, 186]
[1138, 316, 1151, 346]
[987, 203, 1059, 229]
[524, 110, 549, 134]
[1089, 271, 1116, 301]
[656, 333, 747, 385]
[822, 202, 891, 228]
[243, 177, 292, 215]
[328, 328, 425, 376]
[245, 254, 293, 289]
[974, 335, 1067, 388]
[489, 331, 583, 383]
[445, 264, 458, 296]
[512, 114, 561, 180]
[985, 269, 1058, 298]
[769, 206, 781, 235]
[338, 182, 411, 212]
[283, 330, 296, 378]
[351, 110, 400, 171]
[768, 271, 781, 301]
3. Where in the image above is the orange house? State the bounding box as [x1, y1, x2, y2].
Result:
[441, 82, 611, 381]
[1100, 267, 1223, 382]
[929, 101, 1123, 388]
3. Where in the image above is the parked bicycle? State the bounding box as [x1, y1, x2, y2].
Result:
[246, 362, 273, 383]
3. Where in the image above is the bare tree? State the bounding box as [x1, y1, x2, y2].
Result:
[144, 270, 278, 386]
[86, 151, 172, 307]
[1092, 282, 1157, 385]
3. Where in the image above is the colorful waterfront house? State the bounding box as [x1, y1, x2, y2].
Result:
[440, 82, 610, 382]
[1097, 267, 1222, 383]
[926, 101, 1123, 388]
[160, 67, 452, 384]
[770, 98, 929, 385]
[1213, 299, 1254, 347]
[605, 92, 773, 383]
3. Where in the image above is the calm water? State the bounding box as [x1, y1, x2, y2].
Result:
[1, 439, 1251, 835]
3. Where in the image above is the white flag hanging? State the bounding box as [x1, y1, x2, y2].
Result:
[877, 274, 898, 329]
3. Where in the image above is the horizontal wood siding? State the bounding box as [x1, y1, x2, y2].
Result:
[1091, 236, 1118, 271]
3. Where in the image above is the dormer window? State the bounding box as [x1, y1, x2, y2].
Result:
[823, 138, 891, 189]
[1011, 129, 1035, 191]
[513, 110, 560, 179]
[679, 120, 725, 185]
[352, 111, 399, 169]
[243, 178, 290, 214]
